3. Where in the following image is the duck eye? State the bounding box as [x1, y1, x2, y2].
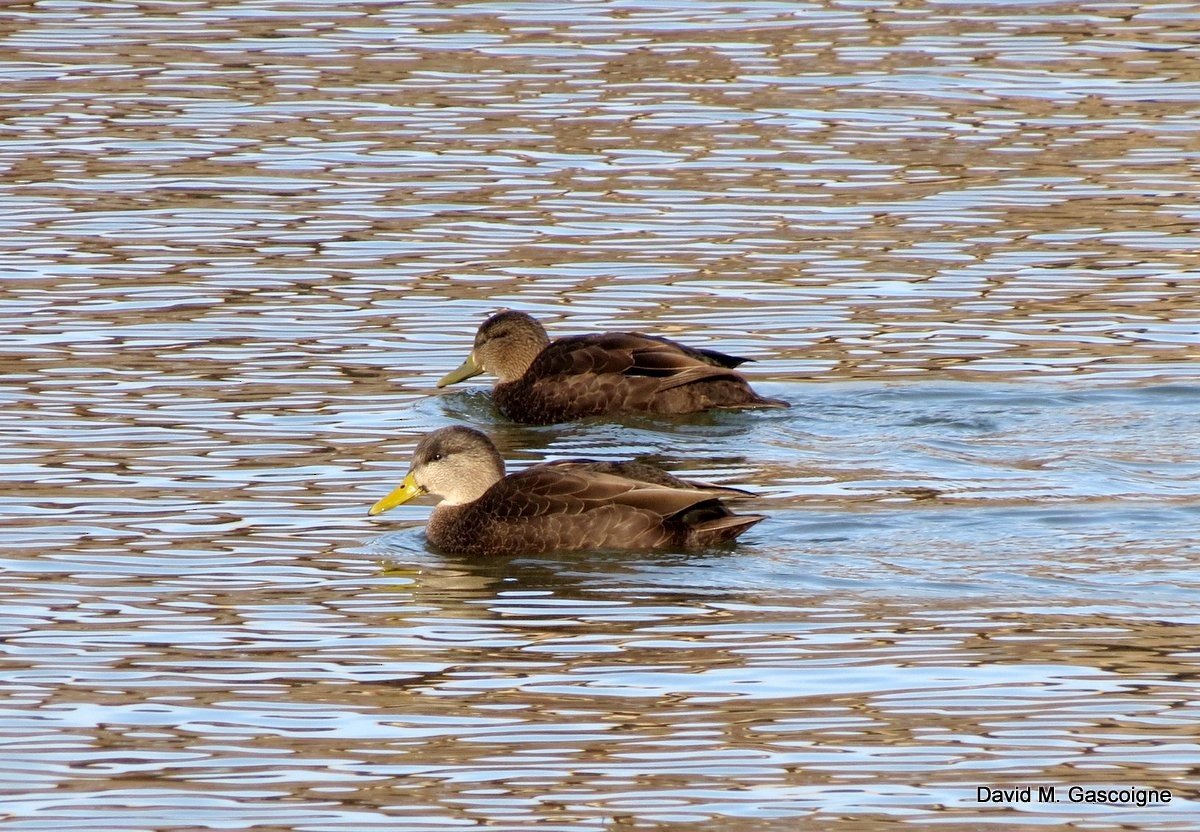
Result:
[430, 452, 443, 462]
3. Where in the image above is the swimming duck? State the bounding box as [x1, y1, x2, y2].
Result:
[436, 310, 788, 424]
[368, 426, 764, 556]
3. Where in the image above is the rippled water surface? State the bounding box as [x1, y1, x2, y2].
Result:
[2, 1, 1199, 829]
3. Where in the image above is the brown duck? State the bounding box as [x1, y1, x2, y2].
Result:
[436, 310, 788, 425]
[368, 426, 764, 556]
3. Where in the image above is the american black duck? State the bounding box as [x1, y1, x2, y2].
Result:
[436, 310, 788, 425]
[368, 426, 764, 556]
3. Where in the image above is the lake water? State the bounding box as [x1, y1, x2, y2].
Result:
[2, 1, 1199, 829]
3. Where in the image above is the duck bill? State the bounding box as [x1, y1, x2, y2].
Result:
[368, 472, 426, 516]
[436, 352, 483, 388]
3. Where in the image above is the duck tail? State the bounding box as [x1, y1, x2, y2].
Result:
[725, 394, 789, 410]
[688, 512, 765, 547]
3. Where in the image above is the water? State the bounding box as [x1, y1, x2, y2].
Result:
[2, 1, 1199, 829]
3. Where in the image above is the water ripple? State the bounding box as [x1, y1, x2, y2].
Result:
[2, 1, 1199, 828]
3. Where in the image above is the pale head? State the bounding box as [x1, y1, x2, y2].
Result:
[369, 426, 506, 515]
[436, 310, 551, 387]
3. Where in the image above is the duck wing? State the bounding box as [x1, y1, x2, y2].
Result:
[479, 461, 731, 521]
[637, 334, 751, 368]
[530, 462, 765, 548]
[531, 333, 746, 390]
[553, 459, 755, 497]
[449, 461, 763, 553]
[495, 332, 784, 423]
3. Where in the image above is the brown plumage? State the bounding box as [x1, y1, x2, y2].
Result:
[368, 426, 764, 557]
[436, 310, 789, 425]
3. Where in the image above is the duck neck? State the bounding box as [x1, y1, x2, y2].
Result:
[436, 456, 505, 505]
[497, 334, 548, 382]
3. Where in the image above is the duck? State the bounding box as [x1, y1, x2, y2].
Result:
[368, 426, 764, 556]
[435, 310, 788, 425]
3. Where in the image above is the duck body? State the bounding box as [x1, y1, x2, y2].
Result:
[425, 459, 760, 556]
[369, 426, 763, 557]
[437, 311, 788, 425]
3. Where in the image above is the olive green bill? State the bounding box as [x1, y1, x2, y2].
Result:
[436, 352, 483, 388]
[368, 472, 426, 516]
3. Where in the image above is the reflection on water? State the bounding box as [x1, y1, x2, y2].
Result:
[2, 1, 1199, 829]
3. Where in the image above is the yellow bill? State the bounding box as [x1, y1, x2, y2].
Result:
[436, 352, 483, 388]
[368, 472, 426, 516]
